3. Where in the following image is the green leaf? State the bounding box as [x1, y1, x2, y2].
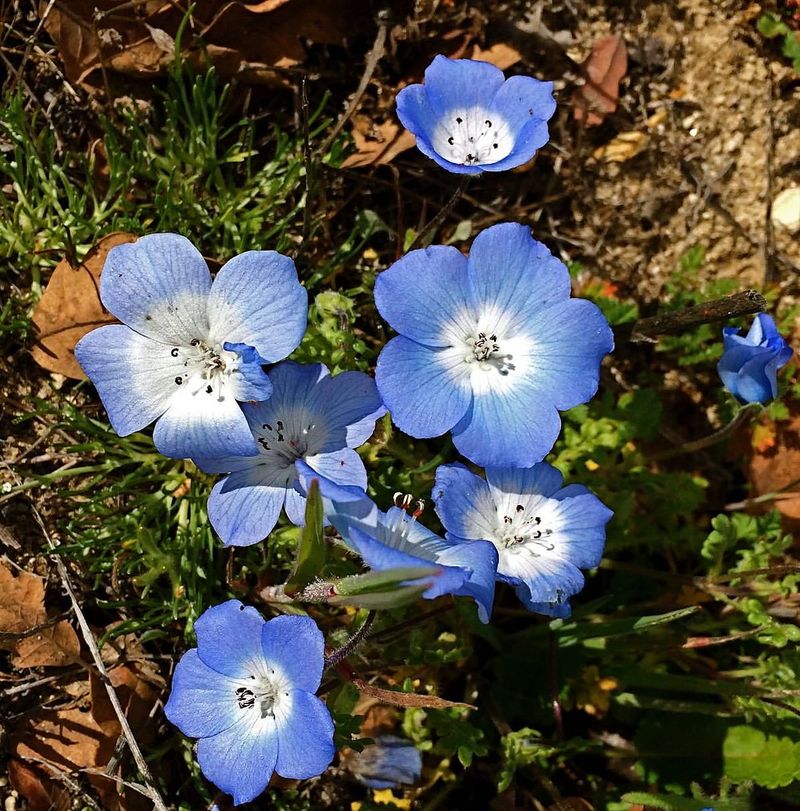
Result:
[724, 724, 800, 788]
[622, 791, 750, 811]
[328, 583, 429, 609]
[552, 605, 699, 646]
[757, 12, 789, 38]
[284, 479, 325, 596]
[335, 565, 439, 595]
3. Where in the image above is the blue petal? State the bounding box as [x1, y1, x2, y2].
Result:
[192, 454, 261, 475]
[152, 384, 258, 459]
[222, 342, 273, 402]
[194, 600, 267, 678]
[452, 387, 562, 467]
[546, 491, 612, 569]
[437, 539, 498, 623]
[311, 370, 386, 450]
[196, 715, 277, 806]
[283, 486, 308, 526]
[99, 234, 211, 344]
[422, 56, 506, 118]
[376, 337, 471, 439]
[466, 223, 571, 332]
[524, 597, 573, 618]
[74, 324, 183, 436]
[207, 466, 288, 547]
[345, 525, 469, 601]
[504, 554, 585, 609]
[164, 649, 243, 738]
[374, 246, 472, 346]
[486, 463, 565, 502]
[260, 615, 325, 693]
[433, 462, 499, 542]
[305, 449, 368, 491]
[733, 353, 779, 403]
[747, 313, 779, 344]
[275, 691, 335, 779]
[350, 735, 422, 788]
[207, 251, 307, 363]
[520, 297, 614, 410]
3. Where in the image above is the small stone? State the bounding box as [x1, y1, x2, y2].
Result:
[772, 187, 800, 233]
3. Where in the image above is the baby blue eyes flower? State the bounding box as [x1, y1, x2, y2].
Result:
[374, 222, 614, 468]
[328, 496, 498, 623]
[164, 600, 334, 806]
[347, 735, 422, 789]
[434, 462, 612, 616]
[717, 313, 792, 404]
[194, 361, 385, 547]
[396, 55, 556, 174]
[75, 234, 307, 460]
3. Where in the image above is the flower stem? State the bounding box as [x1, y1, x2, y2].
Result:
[650, 403, 759, 461]
[324, 610, 376, 669]
[407, 175, 470, 252]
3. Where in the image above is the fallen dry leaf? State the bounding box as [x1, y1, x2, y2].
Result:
[342, 119, 416, 169]
[746, 412, 800, 522]
[592, 130, 649, 163]
[6, 760, 71, 811]
[573, 34, 628, 126]
[0, 561, 81, 668]
[31, 232, 137, 380]
[470, 41, 522, 70]
[352, 678, 476, 710]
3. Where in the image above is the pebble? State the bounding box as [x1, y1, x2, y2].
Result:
[772, 187, 800, 233]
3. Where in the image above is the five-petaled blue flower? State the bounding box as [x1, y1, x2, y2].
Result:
[164, 600, 334, 806]
[717, 313, 792, 404]
[396, 55, 556, 174]
[374, 222, 614, 467]
[434, 462, 612, 616]
[194, 361, 385, 547]
[326, 495, 498, 623]
[75, 234, 307, 459]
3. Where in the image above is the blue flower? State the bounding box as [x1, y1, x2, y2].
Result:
[396, 55, 556, 174]
[326, 496, 498, 623]
[434, 462, 612, 616]
[164, 600, 334, 806]
[194, 362, 385, 547]
[717, 313, 792, 404]
[75, 234, 307, 459]
[374, 222, 614, 467]
[347, 735, 422, 789]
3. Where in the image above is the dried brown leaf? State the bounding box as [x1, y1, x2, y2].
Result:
[12, 620, 81, 668]
[573, 34, 628, 126]
[0, 562, 47, 636]
[341, 119, 416, 168]
[470, 42, 522, 70]
[352, 678, 476, 710]
[7, 759, 71, 811]
[31, 232, 137, 380]
[746, 412, 800, 522]
[592, 130, 648, 163]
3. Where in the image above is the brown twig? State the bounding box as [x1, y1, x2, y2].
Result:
[407, 175, 471, 252]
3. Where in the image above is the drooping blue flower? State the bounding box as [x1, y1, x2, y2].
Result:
[434, 462, 612, 616]
[374, 222, 614, 467]
[396, 55, 556, 174]
[75, 234, 307, 459]
[346, 735, 422, 789]
[325, 495, 498, 623]
[164, 600, 334, 806]
[717, 313, 792, 404]
[194, 362, 385, 547]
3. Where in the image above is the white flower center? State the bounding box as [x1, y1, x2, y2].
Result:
[255, 417, 317, 471]
[234, 668, 289, 719]
[462, 331, 515, 376]
[431, 107, 515, 166]
[171, 338, 238, 397]
[496, 502, 555, 553]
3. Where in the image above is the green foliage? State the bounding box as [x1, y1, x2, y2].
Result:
[724, 724, 800, 788]
[403, 707, 488, 767]
[497, 728, 558, 791]
[285, 480, 326, 596]
[758, 12, 800, 72]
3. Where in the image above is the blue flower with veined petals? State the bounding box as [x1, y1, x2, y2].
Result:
[396, 55, 556, 174]
[325, 495, 498, 623]
[75, 234, 307, 460]
[374, 222, 614, 467]
[194, 361, 386, 547]
[164, 600, 334, 806]
[434, 462, 612, 617]
[346, 735, 422, 789]
[717, 313, 793, 404]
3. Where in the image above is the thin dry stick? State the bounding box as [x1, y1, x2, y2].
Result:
[407, 175, 471, 252]
[317, 14, 388, 156]
[19, 489, 169, 811]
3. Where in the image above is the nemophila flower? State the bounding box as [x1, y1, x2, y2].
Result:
[396, 55, 556, 174]
[374, 222, 614, 467]
[434, 462, 612, 616]
[717, 313, 793, 404]
[75, 234, 307, 459]
[346, 735, 422, 789]
[327, 495, 498, 623]
[194, 362, 385, 547]
[164, 600, 334, 806]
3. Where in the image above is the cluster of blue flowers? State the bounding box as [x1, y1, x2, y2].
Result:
[74, 55, 792, 806]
